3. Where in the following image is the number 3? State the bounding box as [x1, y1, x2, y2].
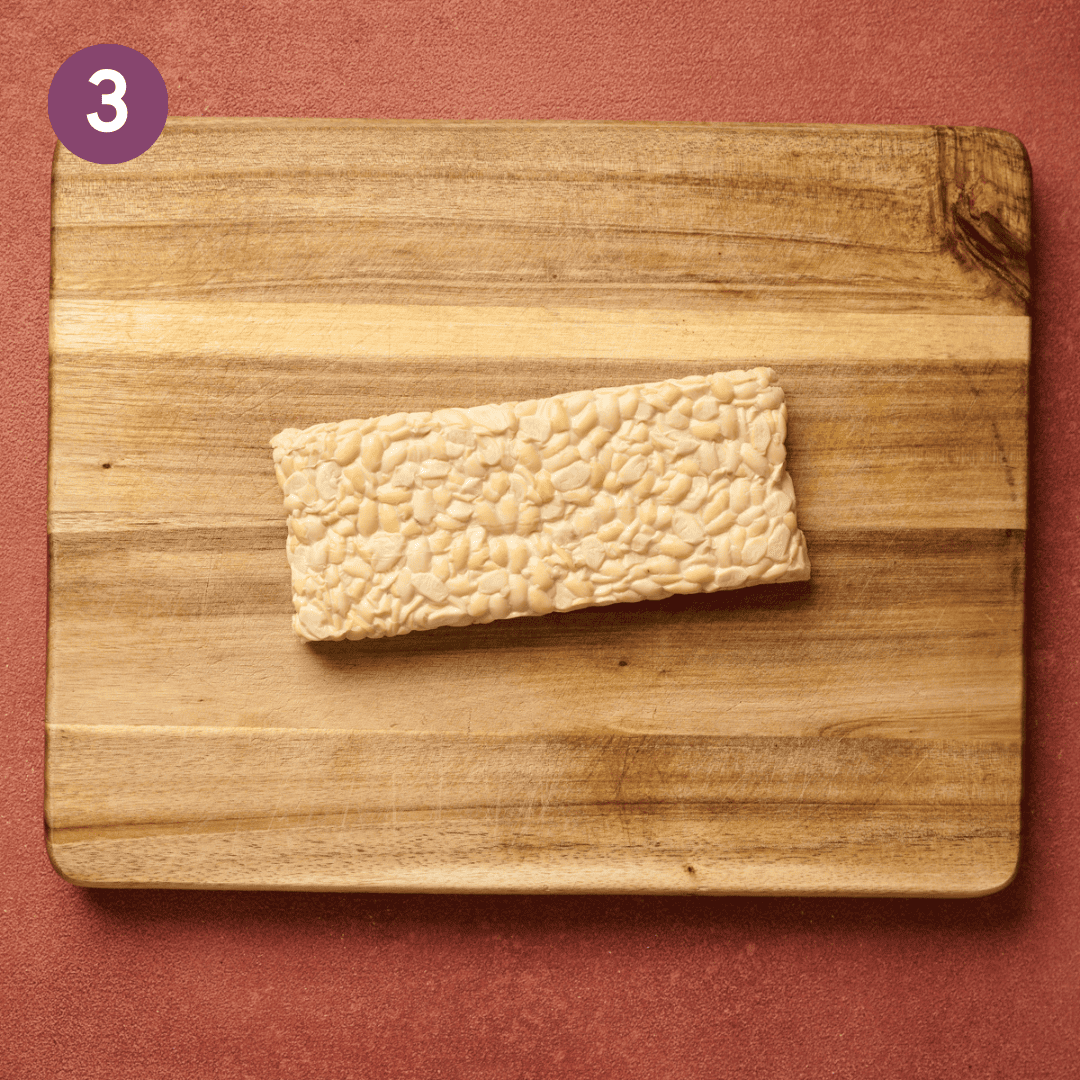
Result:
[86, 68, 128, 133]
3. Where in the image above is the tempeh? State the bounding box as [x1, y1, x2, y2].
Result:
[271, 368, 810, 641]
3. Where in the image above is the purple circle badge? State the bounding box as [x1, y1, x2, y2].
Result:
[48, 44, 168, 165]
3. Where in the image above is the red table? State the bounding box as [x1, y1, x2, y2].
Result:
[2, 2, 1076, 1075]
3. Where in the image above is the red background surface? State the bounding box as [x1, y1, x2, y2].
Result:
[3, 1, 1078, 1076]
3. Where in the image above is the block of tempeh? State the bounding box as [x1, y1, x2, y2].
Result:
[271, 368, 810, 641]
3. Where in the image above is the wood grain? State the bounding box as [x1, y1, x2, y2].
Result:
[46, 119, 1031, 894]
[47, 726, 1018, 895]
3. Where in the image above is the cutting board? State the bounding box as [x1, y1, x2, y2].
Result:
[46, 119, 1030, 894]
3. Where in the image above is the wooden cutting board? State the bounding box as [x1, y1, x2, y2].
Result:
[46, 119, 1030, 894]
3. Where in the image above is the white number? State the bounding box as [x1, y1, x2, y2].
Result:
[86, 68, 128, 133]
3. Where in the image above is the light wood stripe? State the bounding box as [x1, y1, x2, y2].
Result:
[51, 300, 1029, 364]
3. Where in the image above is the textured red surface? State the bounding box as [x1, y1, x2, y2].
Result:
[3, 1, 1078, 1076]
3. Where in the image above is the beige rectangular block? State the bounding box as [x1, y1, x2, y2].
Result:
[271, 368, 810, 641]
